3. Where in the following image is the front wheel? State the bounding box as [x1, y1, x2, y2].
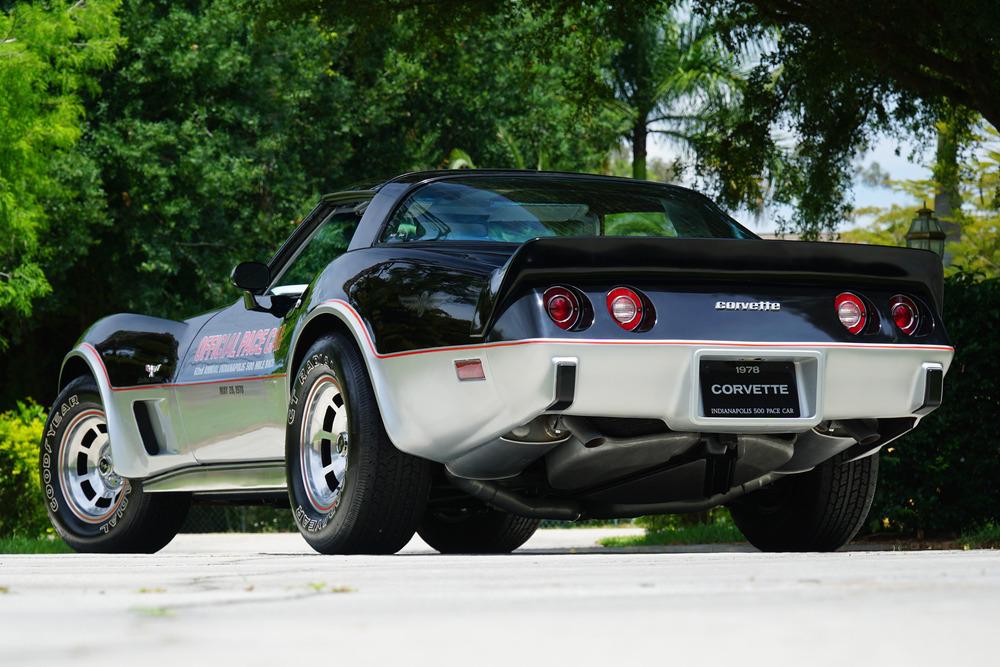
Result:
[728, 451, 879, 552]
[286, 332, 431, 554]
[40, 376, 190, 553]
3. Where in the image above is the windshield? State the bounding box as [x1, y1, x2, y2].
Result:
[380, 177, 754, 243]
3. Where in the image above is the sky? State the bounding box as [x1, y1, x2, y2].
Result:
[647, 132, 934, 234]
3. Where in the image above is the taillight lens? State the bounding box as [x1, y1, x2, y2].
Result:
[606, 287, 645, 331]
[543, 286, 580, 330]
[889, 295, 919, 335]
[835, 292, 866, 334]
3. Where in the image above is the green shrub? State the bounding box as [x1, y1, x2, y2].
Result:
[961, 522, 1000, 549]
[870, 274, 1000, 536]
[605, 508, 742, 547]
[0, 400, 49, 538]
[181, 505, 296, 533]
[635, 514, 683, 533]
[0, 535, 70, 554]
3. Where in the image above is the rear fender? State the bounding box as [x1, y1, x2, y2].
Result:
[287, 299, 490, 461]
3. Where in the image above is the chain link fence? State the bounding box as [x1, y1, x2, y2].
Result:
[181, 505, 296, 533]
[180, 505, 633, 533]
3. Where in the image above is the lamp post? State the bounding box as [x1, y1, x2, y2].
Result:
[905, 207, 946, 259]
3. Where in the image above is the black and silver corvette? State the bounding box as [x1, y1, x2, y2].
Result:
[41, 171, 953, 554]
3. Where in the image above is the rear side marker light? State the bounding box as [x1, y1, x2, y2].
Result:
[889, 295, 919, 335]
[607, 287, 645, 331]
[455, 359, 486, 381]
[543, 286, 581, 330]
[835, 292, 866, 335]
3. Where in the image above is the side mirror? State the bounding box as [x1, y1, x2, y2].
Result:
[231, 261, 270, 295]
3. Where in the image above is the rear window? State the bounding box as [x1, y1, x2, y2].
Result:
[380, 177, 753, 243]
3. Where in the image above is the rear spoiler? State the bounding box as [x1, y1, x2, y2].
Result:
[471, 237, 944, 338]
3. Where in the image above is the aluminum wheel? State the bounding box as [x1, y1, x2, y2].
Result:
[58, 409, 125, 523]
[300, 375, 350, 513]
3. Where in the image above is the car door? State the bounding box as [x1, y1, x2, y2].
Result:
[174, 201, 365, 464]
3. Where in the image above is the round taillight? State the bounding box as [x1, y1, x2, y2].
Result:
[543, 286, 580, 330]
[834, 292, 866, 335]
[606, 287, 644, 331]
[889, 295, 919, 335]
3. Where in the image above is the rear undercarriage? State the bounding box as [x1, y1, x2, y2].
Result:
[428, 414, 913, 522]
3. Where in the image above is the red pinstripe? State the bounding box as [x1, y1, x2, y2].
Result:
[75, 301, 955, 391]
[320, 298, 956, 359]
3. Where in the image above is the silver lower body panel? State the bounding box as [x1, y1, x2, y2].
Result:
[142, 461, 285, 493]
[367, 339, 952, 478]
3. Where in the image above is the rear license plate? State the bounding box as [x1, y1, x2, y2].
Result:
[700, 360, 800, 418]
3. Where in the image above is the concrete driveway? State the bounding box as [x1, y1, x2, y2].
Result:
[1, 529, 996, 666]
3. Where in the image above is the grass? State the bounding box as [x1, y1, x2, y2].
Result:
[600, 508, 745, 547]
[539, 519, 635, 529]
[307, 582, 355, 594]
[131, 606, 174, 618]
[600, 520, 744, 547]
[0, 535, 72, 554]
[961, 522, 1000, 550]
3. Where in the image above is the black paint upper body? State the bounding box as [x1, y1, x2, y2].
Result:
[69, 170, 951, 389]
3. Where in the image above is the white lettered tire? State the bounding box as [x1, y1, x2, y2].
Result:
[40, 376, 190, 553]
[286, 332, 431, 554]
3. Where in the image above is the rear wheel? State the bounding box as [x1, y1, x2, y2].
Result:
[286, 332, 431, 554]
[40, 376, 190, 553]
[419, 505, 539, 554]
[729, 451, 878, 552]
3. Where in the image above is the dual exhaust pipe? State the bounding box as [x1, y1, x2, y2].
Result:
[445, 416, 883, 521]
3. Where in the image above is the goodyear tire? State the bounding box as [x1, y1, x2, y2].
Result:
[729, 451, 879, 552]
[418, 506, 539, 554]
[286, 332, 431, 554]
[40, 376, 190, 553]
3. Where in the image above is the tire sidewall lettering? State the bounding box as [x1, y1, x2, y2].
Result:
[289, 350, 342, 532]
[294, 504, 332, 533]
[42, 391, 133, 536]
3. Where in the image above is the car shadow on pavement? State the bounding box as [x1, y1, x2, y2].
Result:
[393, 543, 908, 556]
[388, 544, 761, 556]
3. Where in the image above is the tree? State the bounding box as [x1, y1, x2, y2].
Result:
[320, 0, 623, 175]
[842, 125, 1000, 279]
[0, 0, 623, 406]
[708, 1, 1000, 131]
[268, 0, 738, 180]
[0, 0, 121, 347]
[694, 0, 1000, 238]
[595, 2, 742, 180]
[0, 0, 361, 404]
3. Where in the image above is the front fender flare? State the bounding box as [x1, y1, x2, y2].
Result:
[57, 344, 197, 479]
[57, 345, 146, 478]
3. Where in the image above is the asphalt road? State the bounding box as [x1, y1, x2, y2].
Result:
[1, 529, 997, 666]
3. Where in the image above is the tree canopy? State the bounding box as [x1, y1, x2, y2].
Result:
[1, 0, 999, 405]
[0, 0, 622, 404]
[707, 1, 1000, 130]
[592, 2, 742, 180]
[695, 0, 1000, 236]
[0, 0, 121, 347]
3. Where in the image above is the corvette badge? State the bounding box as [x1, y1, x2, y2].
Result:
[715, 300, 781, 312]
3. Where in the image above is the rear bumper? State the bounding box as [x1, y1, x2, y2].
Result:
[369, 338, 953, 471]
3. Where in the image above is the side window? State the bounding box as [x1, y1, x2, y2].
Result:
[273, 206, 361, 289]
